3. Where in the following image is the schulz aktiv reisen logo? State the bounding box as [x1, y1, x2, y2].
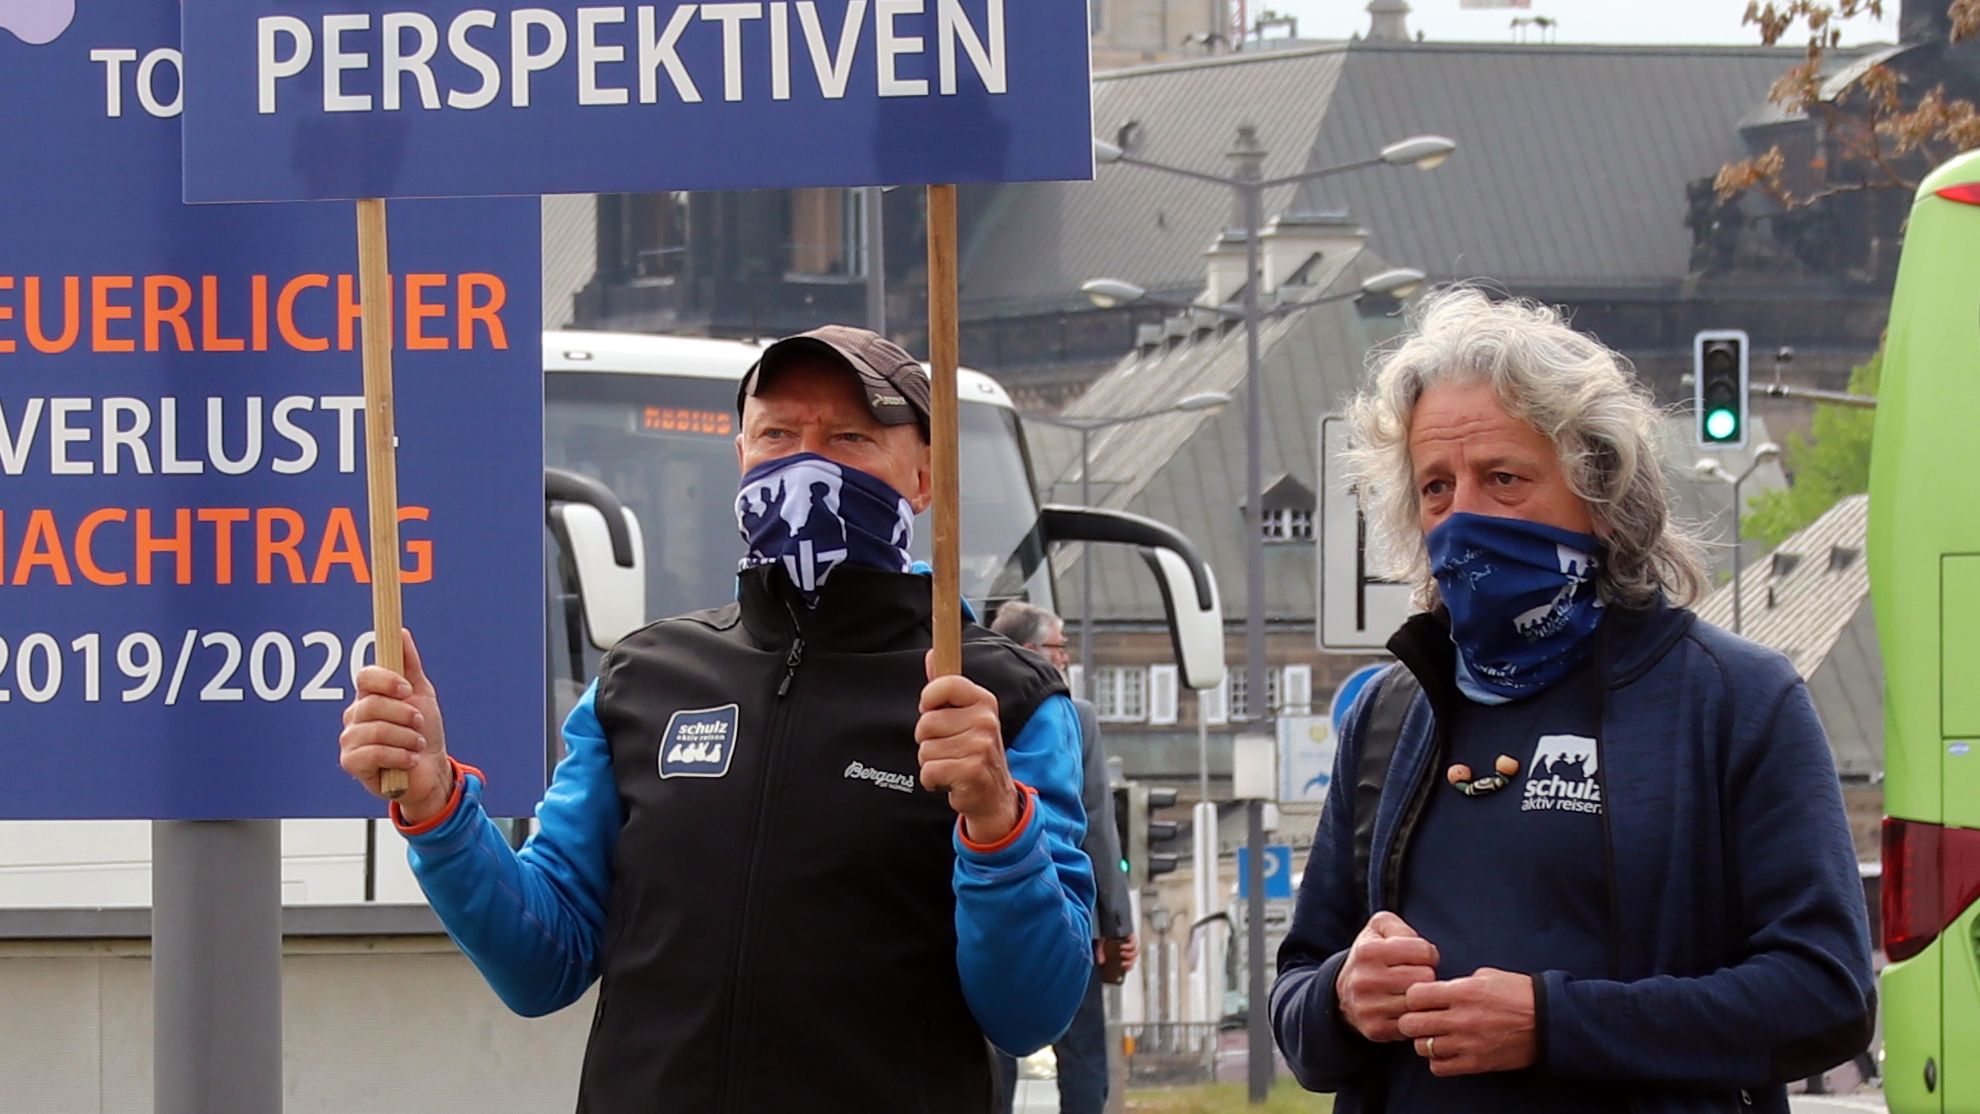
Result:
[1521, 733, 1603, 816]
[658, 705, 741, 780]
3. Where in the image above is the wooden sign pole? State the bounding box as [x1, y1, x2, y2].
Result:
[926, 185, 963, 678]
[356, 198, 409, 799]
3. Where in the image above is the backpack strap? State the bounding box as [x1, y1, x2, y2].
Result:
[1351, 668, 1420, 921]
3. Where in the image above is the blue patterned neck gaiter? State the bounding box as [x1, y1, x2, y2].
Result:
[1427, 512, 1606, 705]
[735, 453, 916, 603]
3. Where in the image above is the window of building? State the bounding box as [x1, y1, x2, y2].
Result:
[787, 188, 866, 278]
[1092, 666, 1149, 723]
[1200, 676, 1229, 726]
[1262, 508, 1315, 542]
[1254, 475, 1318, 544]
[1149, 665, 1179, 726]
[1228, 666, 1311, 720]
[1230, 668, 1282, 722]
[608, 191, 690, 280]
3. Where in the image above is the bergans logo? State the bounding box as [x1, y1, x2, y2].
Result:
[1520, 733, 1602, 815]
[843, 761, 917, 795]
[658, 705, 741, 780]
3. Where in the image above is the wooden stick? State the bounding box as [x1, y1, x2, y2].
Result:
[356, 198, 408, 800]
[926, 185, 963, 679]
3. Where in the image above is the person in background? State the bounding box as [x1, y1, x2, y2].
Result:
[991, 601, 1137, 1114]
[1271, 289, 1875, 1114]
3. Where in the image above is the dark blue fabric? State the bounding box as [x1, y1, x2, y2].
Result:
[1427, 512, 1604, 704]
[1270, 603, 1875, 1114]
[1386, 664, 1619, 1113]
[735, 452, 916, 602]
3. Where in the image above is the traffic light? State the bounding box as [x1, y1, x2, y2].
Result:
[1119, 782, 1183, 889]
[1144, 787, 1181, 883]
[1694, 330, 1749, 449]
[1111, 786, 1131, 879]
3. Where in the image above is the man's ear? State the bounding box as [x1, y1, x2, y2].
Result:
[907, 437, 934, 514]
[735, 433, 746, 475]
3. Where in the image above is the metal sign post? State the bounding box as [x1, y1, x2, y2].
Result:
[154, 822, 283, 1114]
[1233, 734, 1278, 1103]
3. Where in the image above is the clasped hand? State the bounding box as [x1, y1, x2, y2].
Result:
[1334, 912, 1537, 1077]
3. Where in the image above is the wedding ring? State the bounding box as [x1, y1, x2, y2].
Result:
[1426, 1036, 1436, 1059]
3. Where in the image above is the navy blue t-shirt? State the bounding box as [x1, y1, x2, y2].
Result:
[1385, 663, 1624, 1113]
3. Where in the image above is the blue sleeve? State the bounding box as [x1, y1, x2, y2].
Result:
[954, 693, 1096, 1055]
[405, 682, 620, 1018]
[1540, 679, 1876, 1088]
[1270, 677, 1382, 1092]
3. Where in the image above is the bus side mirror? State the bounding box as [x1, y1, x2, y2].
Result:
[546, 468, 647, 651]
[1038, 505, 1227, 691]
[1141, 545, 1226, 691]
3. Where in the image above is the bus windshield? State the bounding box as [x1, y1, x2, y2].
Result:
[545, 369, 1053, 637]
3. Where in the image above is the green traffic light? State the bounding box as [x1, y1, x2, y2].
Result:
[1705, 408, 1738, 440]
[1119, 858, 1130, 874]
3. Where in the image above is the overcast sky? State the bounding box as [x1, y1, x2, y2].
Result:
[1267, 0, 1899, 46]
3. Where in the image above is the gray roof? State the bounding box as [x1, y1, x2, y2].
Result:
[1042, 247, 1402, 625]
[967, 47, 1351, 314]
[1693, 494, 1879, 779]
[964, 40, 1805, 312]
[1043, 272, 1786, 626]
[1692, 494, 1870, 676]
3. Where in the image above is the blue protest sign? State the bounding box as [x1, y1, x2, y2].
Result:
[1237, 844, 1294, 901]
[179, 0, 1094, 202]
[0, 1, 544, 819]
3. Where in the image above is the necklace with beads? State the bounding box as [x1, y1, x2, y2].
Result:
[1447, 752, 1521, 796]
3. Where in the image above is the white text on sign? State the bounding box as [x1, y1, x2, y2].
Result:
[257, 2, 1010, 114]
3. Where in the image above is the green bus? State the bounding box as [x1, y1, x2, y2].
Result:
[1872, 148, 1980, 1112]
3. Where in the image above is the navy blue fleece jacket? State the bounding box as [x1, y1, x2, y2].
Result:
[1270, 603, 1875, 1114]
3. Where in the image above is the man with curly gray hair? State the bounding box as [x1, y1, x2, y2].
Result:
[1270, 289, 1874, 1113]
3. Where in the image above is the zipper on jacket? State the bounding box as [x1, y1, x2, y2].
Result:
[777, 637, 805, 697]
[717, 606, 805, 1111]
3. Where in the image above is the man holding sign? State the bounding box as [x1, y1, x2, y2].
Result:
[338, 326, 1094, 1111]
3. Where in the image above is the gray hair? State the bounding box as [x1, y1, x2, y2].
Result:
[1344, 287, 1709, 611]
[990, 600, 1062, 648]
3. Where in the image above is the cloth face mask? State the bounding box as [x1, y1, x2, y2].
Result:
[1426, 511, 1605, 704]
[735, 453, 916, 603]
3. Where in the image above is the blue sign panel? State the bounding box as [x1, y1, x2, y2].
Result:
[0, 1, 544, 819]
[1237, 844, 1294, 901]
[180, 0, 1095, 202]
[1331, 663, 1387, 736]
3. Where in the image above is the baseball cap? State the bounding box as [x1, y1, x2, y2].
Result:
[737, 325, 933, 436]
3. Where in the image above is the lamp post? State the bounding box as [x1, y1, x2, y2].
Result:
[1028, 392, 1231, 676]
[1695, 442, 1781, 636]
[1092, 125, 1453, 1104]
[1076, 270, 1417, 798]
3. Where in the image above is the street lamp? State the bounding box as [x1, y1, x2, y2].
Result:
[1695, 442, 1782, 636]
[1093, 123, 1454, 1105]
[1080, 266, 1428, 318]
[1028, 392, 1233, 675]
